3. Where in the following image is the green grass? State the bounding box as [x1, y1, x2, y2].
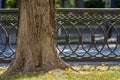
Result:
[0, 65, 120, 80]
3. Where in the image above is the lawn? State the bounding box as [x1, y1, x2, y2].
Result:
[0, 65, 120, 80]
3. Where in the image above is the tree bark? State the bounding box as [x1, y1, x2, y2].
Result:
[2, 0, 69, 76]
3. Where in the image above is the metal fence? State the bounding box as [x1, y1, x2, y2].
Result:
[0, 8, 120, 63]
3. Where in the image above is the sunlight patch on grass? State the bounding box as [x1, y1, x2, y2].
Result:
[0, 66, 7, 74]
[0, 65, 120, 80]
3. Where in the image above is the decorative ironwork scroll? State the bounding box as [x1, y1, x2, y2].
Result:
[1, 8, 120, 62]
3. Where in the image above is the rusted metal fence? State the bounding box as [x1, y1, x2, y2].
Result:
[0, 8, 120, 63]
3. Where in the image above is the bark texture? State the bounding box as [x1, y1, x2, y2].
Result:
[2, 0, 69, 76]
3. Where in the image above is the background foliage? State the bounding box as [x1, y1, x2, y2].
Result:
[85, 0, 105, 8]
[2, 0, 16, 8]
[2, 0, 120, 8]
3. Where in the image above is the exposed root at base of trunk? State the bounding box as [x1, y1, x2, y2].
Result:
[1, 60, 70, 77]
[1, 62, 21, 77]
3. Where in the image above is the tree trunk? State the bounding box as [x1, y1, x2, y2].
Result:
[2, 0, 69, 76]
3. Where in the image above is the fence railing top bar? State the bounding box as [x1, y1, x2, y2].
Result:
[0, 8, 120, 13]
[57, 8, 120, 12]
[0, 8, 19, 13]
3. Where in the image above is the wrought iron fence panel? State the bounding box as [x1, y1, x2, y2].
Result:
[0, 8, 120, 62]
[57, 8, 120, 62]
[0, 9, 18, 62]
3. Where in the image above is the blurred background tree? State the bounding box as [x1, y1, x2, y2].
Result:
[1, 0, 120, 8]
[56, 0, 75, 8]
[115, 0, 120, 8]
[2, 0, 16, 8]
[85, 0, 105, 8]
[56, 0, 61, 8]
[75, 0, 84, 8]
[55, 0, 105, 8]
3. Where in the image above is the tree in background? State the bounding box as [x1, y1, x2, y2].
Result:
[64, 0, 75, 8]
[85, 0, 105, 8]
[111, 0, 116, 8]
[2, 0, 120, 8]
[0, 0, 2, 8]
[56, 0, 61, 8]
[2, 0, 16, 8]
[114, 0, 120, 8]
[2, 0, 69, 76]
[56, 0, 75, 8]
[75, 0, 84, 8]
